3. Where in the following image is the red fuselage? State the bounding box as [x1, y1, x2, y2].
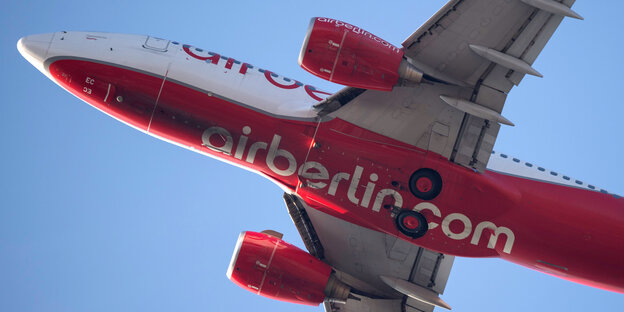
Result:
[46, 55, 624, 293]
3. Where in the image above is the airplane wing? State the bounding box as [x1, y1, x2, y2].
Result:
[315, 0, 580, 172]
[284, 194, 454, 312]
[287, 1, 582, 310]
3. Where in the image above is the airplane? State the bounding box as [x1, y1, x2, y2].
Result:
[16, 0, 623, 311]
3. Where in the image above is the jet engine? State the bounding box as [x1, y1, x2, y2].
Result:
[227, 231, 350, 306]
[298, 17, 424, 91]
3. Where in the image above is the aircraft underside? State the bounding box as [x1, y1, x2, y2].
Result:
[17, 0, 624, 310]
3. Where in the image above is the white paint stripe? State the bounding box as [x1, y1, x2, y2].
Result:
[329, 31, 348, 82]
[257, 239, 279, 294]
[103, 83, 111, 102]
[147, 62, 172, 132]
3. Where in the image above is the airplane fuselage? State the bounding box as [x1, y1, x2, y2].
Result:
[19, 31, 624, 293]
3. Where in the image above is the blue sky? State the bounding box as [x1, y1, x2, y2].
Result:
[1, 1, 622, 311]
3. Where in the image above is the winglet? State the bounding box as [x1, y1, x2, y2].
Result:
[380, 275, 452, 310]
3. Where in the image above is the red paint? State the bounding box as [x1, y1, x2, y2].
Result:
[304, 84, 332, 101]
[225, 57, 235, 70]
[416, 177, 432, 193]
[181, 44, 327, 100]
[403, 215, 420, 229]
[238, 62, 250, 75]
[264, 71, 301, 89]
[299, 17, 404, 91]
[183, 44, 220, 64]
[48, 58, 624, 293]
[49, 59, 163, 130]
[228, 231, 331, 305]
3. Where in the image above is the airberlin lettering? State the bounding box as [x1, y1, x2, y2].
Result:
[182, 44, 331, 101]
[316, 17, 401, 54]
[202, 125, 516, 254]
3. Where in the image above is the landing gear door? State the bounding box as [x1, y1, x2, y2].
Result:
[143, 36, 169, 52]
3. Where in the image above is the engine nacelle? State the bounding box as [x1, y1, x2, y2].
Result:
[299, 17, 422, 91]
[227, 231, 348, 306]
